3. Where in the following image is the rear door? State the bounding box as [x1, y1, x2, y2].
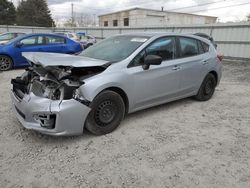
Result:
[176, 37, 210, 94]
[43, 35, 68, 53]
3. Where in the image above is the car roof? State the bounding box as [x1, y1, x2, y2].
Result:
[116, 32, 197, 37]
[23, 33, 67, 37]
[55, 32, 75, 34]
[6, 33, 68, 44]
[0, 32, 25, 35]
[115, 32, 211, 42]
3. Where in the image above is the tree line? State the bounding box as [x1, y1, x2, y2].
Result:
[0, 0, 54, 27]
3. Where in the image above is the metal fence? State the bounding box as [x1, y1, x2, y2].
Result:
[1, 22, 250, 60]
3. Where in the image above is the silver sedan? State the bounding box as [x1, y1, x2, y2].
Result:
[10, 33, 222, 136]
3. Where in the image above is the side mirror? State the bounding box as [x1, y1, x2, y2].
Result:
[15, 42, 23, 48]
[142, 55, 162, 70]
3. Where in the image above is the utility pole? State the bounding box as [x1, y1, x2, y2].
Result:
[71, 3, 74, 27]
[93, 14, 96, 26]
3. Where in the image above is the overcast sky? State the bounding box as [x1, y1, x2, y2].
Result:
[12, 0, 250, 23]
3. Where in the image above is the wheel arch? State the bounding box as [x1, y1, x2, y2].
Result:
[208, 70, 218, 85]
[101, 87, 129, 114]
[0, 53, 14, 68]
[0, 53, 14, 62]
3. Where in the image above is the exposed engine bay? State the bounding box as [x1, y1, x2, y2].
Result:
[11, 64, 106, 101]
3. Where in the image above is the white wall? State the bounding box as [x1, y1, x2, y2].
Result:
[99, 9, 217, 27]
[0, 22, 250, 59]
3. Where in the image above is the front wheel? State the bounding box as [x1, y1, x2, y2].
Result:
[0, 55, 13, 71]
[85, 90, 125, 135]
[195, 73, 217, 101]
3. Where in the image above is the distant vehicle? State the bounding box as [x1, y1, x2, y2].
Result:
[10, 33, 222, 136]
[0, 33, 83, 71]
[55, 32, 79, 42]
[194, 33, 217, 48]
[0, 32, 25, 45]
[77, 33, 97, 49]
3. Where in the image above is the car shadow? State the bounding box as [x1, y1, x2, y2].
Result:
[119, 97, 197, 132]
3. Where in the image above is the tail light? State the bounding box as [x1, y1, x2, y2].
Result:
[217, 53, 224, 62]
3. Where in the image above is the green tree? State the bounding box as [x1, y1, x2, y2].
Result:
[16, 0, 54, 27]
[0, 0, 16, 25]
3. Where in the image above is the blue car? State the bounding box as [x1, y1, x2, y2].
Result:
[0, 33, 83, 71]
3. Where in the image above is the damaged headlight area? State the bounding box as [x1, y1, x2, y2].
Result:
[29, 78, 80, 100]
[11, 64, 106, 102]
[33, 114, 56, 129]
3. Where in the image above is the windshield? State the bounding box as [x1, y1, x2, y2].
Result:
[80, 35, 149, 62]
[5, 35, 25, 45]
[0, 33, 14, 41]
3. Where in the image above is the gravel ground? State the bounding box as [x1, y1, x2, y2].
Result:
[0, 60, 250, 188]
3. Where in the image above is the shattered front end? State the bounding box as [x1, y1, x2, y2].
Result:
[10, 64, 104, 135]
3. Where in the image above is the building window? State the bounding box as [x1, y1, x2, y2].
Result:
[124, 18, 129, 26]
[104, 21, 108, 27]
[113, 20, 118, 26]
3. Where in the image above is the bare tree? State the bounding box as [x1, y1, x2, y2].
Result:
[75, 13, 95, 27]
[247, 14, 250, 22]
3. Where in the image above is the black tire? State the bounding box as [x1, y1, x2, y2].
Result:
[0, 55, 13, 71]
[195, 73, 217, 101]
[85, 90, 125, 135]
[86, 43, 92, 49]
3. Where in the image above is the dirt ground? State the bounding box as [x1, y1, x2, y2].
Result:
[0, 60, 250, 188]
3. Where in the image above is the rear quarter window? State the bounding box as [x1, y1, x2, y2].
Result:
[45, 36, 65, 44]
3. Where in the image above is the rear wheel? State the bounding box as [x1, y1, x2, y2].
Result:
[86, 43, 93, 49]
[0, 55, 13, 71]
[195, 73, 217, 101]
[85, 90, 125, 135]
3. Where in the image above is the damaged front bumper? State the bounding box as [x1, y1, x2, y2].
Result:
[10, 90, 91, 136]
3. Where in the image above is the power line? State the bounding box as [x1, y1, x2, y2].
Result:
[53, 0, 250, 22]
[71, 3, 74, 26]
[167, 0, 230, 11]
[184, 1, 250, 13]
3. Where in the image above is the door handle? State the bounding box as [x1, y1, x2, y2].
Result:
[172, 65, 181, 70]
[202, 60, 209, 65]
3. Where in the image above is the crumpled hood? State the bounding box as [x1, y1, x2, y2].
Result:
[22, 52, 109, 67]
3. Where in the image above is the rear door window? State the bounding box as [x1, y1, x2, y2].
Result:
[179, 37, 199, 58]
[37, 36, 44, 44]
[45, 36, 65, 44]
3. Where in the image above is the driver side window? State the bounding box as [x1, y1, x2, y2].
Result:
[20, 36, 37, 46]
[20, 36, 44, 46]
[130, 37, 176, 67]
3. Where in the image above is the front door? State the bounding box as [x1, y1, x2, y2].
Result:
[126, 36, 183, 111]
[13, 35, 44, 66]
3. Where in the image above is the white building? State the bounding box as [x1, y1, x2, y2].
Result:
[98, 8, 217, 27]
